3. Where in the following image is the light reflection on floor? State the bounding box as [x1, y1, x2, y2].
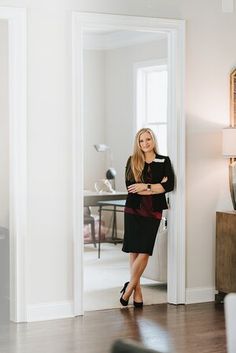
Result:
[119, 307, 172, 353]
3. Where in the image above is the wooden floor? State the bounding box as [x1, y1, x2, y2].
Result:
[0, 302, 226, 353]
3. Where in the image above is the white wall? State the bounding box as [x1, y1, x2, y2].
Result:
[0, 0, 235, 317]
[183, 2, 234, 296]
[26, 6, 73, 305]
[83, 50, 106, 190]
[0, 20, 9, 229]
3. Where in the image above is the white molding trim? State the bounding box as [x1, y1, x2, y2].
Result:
[83, 31, 166, 50]
[133, 58, 167, 69]
[186, 287, 216, 304]
[72, 12, 186, 315]
[222, 0, 234, 13]
[27, 301, 74, 322]
[72, 12, 84, 316]
[0, 7, 28, 322]
[167, 21, 186, 304]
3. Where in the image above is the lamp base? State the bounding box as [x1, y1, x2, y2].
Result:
[229, 159, 236, 210]
[106, 168, 116, 191]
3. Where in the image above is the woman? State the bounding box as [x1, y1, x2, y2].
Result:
[120, 128, 174, 307]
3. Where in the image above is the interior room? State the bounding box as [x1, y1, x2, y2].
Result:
[0, 1, 236, 353]
[83, 28, 169, 311]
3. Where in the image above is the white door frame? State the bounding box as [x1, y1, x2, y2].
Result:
[72, 12, 185, 315]
[0, 7, 27, 322]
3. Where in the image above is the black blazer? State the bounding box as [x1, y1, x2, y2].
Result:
[125, 154, 175, 211]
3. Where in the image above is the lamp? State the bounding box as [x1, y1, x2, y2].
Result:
[222, 127, 236, 209]
[94, 143, 116, 190]
[94, 144, 110, 153]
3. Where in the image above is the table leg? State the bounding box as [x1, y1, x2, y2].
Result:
[114, 206, 117, 239]
[98, 205, 102, 258]
[111, 205, 118, 243]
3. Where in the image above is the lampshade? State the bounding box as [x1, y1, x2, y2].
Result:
[94, 144, 110, 152]
[222, 128, 236, 157]
[94, 143, 116, 190]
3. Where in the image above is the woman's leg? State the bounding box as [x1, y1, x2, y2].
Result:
[129, 253, 142, 302]
[123, 253, 149, 301]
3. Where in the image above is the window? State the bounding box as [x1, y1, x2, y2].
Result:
[135, 62, 168, 155]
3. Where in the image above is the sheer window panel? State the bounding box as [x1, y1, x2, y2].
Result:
[147, 124, 167, 156]
[146, 70, 167, 124]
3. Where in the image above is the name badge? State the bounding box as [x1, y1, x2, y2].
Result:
[154, 158, 165, 163]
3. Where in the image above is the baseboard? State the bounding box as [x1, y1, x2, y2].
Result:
[186, 287, 216, 304]
[27, 300, 74, 322]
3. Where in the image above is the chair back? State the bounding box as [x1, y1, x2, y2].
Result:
[225, 293, 236, 353]
[84, 206, 91, 218]
[111, 339, 161, 353]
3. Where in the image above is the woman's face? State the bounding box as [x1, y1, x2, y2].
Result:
[139, 131, 155, 153]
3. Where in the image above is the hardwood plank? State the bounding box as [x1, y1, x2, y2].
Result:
[0, 303, 226, 353]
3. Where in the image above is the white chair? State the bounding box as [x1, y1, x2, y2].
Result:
[111, 339, 162, 353]
[224, 293, 236, 353]
[142, 215, 167, 283]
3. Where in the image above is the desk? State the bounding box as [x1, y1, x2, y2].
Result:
[84, 191, 127, 257]
[98, 199, 126, 258]
[84, 191, 127, 207]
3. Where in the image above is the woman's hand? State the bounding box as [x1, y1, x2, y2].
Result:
[161, 176, 168, 183]
[128, 183, 147, 193]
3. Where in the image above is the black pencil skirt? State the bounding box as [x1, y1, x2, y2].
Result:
[122, 213, 161, 256]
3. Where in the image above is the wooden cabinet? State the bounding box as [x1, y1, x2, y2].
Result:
[215, 211, 236, 302]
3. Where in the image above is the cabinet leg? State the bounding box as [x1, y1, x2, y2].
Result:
[215, 291, 226, 304]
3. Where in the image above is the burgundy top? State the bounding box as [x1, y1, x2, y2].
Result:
[125, 165, 162, 220]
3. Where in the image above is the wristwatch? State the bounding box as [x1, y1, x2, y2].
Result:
[147, 184, 151, 191]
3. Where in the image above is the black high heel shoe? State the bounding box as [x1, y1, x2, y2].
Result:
[133, 300, 143, 308]
[120, 282, 129, 306]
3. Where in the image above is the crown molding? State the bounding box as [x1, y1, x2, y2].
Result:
[83, 30, 166, 50]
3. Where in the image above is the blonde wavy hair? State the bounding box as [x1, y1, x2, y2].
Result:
[126, 128, 158, 182]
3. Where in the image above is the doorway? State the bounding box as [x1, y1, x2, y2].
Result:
[82, 29, 170, 310]
[72, 12, 186, 315]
